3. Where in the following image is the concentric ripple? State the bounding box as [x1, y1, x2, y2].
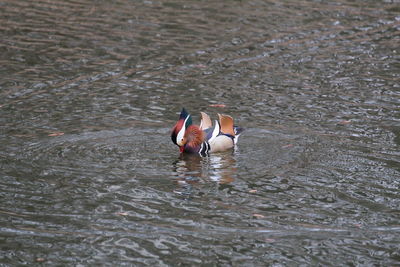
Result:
[1, 0, 399, 265]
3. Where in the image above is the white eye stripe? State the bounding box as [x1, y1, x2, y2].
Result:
[176, 116, 190, 146]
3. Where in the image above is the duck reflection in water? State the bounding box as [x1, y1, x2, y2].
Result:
[172, 152, 238, 197]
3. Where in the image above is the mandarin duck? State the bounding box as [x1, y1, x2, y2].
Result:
[171, 108, 243, 156]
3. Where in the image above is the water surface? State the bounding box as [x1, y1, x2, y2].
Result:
[1, 0, 399, 265]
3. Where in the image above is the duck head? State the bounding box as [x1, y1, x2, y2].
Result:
[171, 108, 192, 151]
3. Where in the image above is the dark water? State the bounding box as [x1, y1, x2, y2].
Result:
[1, 0, 400, 265]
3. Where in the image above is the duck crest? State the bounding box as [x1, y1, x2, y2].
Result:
[171, 108, 192, 146]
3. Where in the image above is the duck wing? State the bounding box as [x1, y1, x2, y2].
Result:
[218, 114, 235, 137]
[205, 120, 220, 143]
[199, 112, 212, 130]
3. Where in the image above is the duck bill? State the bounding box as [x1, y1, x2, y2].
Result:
[179, 146, 185, 153]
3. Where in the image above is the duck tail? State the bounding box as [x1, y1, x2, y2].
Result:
[233, 126, 244, 145]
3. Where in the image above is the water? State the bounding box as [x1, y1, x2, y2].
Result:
[1, 0, 399, 265]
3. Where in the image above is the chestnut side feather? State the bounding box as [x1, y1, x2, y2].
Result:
[185, 125, 205, 148]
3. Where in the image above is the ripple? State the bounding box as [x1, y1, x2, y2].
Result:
[1, 0, 400, 265]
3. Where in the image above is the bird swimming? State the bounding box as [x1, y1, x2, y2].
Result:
[171, 108, 243, 156]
